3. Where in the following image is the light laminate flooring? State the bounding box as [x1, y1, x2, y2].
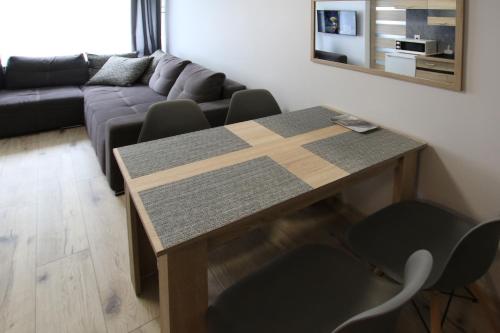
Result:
[0, 127, 499, 333]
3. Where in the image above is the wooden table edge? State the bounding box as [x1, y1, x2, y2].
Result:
[154, 146, 426, 256]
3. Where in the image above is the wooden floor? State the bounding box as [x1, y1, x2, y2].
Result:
[0, 127, 499, 333]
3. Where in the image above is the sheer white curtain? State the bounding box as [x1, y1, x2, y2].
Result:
[0, 0, 131, 61]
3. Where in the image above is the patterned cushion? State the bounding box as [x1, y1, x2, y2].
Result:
[86, 52, 138, 78]
[167, 63, 226, 103]
[86, 56, 151, 86]
[148, 55, 191, 96]
[139, 50, 166, 85]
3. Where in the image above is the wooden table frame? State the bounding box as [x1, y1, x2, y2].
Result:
[116, 109, 424, 333]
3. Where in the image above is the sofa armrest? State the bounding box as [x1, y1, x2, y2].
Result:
[105, 113, 146, 193]
[199, 98, 231, 127]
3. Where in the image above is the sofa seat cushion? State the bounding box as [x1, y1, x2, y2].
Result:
[83, 85, 166, 171]
[5, 54, 88, 89]
[0, 86, 84, 138]
[167, 63, 226, 103]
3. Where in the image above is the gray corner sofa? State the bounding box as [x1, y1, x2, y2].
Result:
[0, 53, 246, 193]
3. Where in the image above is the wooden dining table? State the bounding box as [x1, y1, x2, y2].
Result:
[114, 106, 426, 333]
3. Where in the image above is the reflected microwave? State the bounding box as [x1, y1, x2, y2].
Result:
[395, 39, 438, 56]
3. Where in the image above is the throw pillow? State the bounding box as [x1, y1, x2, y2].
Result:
[86, 56, 151, 86]
[86, 52, 138, 78]
[148, 55, 191, 96]
[166, 63, 226, 103]
[139, 49, 166, 85]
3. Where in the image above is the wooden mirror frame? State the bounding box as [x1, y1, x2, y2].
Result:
[311, 0, 465, 91]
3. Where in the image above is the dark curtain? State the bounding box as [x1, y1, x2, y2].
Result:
[132, 0, 162, 56]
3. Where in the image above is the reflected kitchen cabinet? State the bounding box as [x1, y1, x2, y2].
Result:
[311, 0, 464, 91]
[428, 0, 457, 10]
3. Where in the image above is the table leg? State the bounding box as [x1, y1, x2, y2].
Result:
[125, 184, 143, 295]
[158, 240, 208, 333]
[393, 151, 419, 203]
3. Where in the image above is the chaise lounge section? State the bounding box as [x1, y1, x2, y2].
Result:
[0, 53, 246, 193]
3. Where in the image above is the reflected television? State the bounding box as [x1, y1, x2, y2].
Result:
[317, 10, 357, 36]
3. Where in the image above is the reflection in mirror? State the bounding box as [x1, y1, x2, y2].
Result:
[311, 0, 464, 91]
[315, 1, 371, 67]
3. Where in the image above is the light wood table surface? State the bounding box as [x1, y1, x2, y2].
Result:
[114, 106, 426, 333]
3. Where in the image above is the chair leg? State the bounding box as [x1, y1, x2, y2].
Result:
[430, 292, 443, 333]
[469, 283, 500, 333]
[441, 290, 455, 327]
[411, 299, 430, 333]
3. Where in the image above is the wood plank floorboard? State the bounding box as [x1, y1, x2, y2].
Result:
[35, 251, 107, 333]
[0, 205, 37, 333]
[0, 127, 498, 333]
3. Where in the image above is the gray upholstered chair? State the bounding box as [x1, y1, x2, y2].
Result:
[208, 244, 433, 333]
[347, 200, 500, 333]
[224, 89, 281, 125]
[138, 99, 210, 143]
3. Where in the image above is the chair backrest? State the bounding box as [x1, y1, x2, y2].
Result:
[435, 219, 500, 290]
[333, 250, 433, 333]
[224, 89, 281, 125]
[138, 99, 210, 143]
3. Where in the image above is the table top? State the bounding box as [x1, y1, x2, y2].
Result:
[115, 106, 425, 256]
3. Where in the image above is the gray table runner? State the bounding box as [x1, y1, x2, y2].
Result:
[139, 157, 312, 249]
[255, 106, 341, 138]
[118, 127, 250, 178]
[303, 129, 423, 173]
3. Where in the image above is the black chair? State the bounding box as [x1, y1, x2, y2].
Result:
[208, 244, 433, 333]
[138, 100, 210, 143]
[224, 89, 281, 125]
[347, 200, 500, 333]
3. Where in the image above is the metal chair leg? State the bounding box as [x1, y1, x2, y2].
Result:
[441, 290, 454, 327]
[411, 299, 430, 333]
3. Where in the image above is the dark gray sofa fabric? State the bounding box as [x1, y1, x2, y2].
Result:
[0, 87, 84, 138]
[5, 54, 88, 89]
[167, 63, 226, 103]
[83, 85, 166, 172]
[87, 52, 138, 79]
[140, 50, 166, 84]
[149, 55, 191, 96]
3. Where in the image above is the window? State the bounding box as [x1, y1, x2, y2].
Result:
[0, 0, 132, 61]
[161, 0, 167, 51]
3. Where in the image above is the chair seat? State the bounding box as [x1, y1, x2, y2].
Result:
[208, 245, 400, 333]
[347, 201, 476, 289]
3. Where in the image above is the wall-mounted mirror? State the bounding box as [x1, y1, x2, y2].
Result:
[311, 0, 464, 91]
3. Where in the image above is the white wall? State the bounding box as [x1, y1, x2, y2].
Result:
[168, 0, 500, 221]
[315, 1, 370, 67]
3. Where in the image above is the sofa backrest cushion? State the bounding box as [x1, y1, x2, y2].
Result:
[139, 50, 166, 85]
[222, 79, 247, 99]
[5, 54, 88, 89]
[167, 63, 226, 103]
[149, 55, 191, 96]
[87, 52, 138, 79]
[86, 56, 151, 87]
